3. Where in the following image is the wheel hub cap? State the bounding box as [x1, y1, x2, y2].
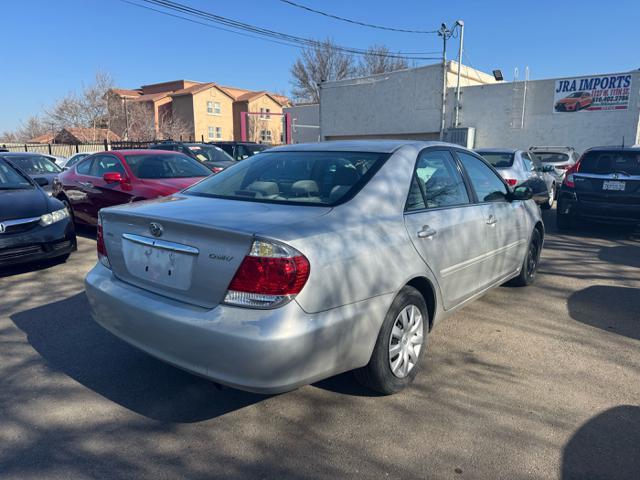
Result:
[388, 305, 424, 378]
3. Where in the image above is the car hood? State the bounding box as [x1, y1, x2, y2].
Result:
[102, 193, 332, 236]
[0, 188, 49, 221]
[139, 177, 207, 193]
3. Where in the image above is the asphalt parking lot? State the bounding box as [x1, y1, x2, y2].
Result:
[1, 209, 638, 480]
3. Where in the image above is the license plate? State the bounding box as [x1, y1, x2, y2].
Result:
[602, 180, 625, 191]
[122, 240, 194, 290]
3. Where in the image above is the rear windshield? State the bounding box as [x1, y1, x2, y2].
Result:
[531, 152, 570, 163]
[185, 151, 388, 206]
[477, 152, 514, 168]
[8, 155, 62, 174]
[579, 150, 640, 175]
[124, 153, 212, 179]
[0, 160, 33, 189]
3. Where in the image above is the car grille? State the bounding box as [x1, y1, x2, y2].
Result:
[0, 245, 43, 261]
[0, 217, 40, 235]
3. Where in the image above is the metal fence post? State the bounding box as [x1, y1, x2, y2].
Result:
[103, 140, 108, 151]
[48, 144, 52, 155]
[24, 144, 28, 152]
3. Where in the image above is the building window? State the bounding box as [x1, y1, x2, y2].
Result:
[215, 127, 222, 139]
[213, 102, 221, 115]
[208, 126, 215, 139]
[260, 129, 272, 143]
[260, 107, 271, 119]
[207, 101, 213, 114]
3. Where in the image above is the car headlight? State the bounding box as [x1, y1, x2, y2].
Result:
[40, 208, 69, 226]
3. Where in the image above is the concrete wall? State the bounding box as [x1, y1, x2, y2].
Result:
[452, 71, 640, 153]
[320, 62, 495, 141]
[284, 104, 320, 143]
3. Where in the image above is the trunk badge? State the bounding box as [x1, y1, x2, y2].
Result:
[149, 222, 163, 237]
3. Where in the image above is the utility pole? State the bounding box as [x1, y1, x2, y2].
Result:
[454, 20, 465, 128]
[438, 23, 452, 141]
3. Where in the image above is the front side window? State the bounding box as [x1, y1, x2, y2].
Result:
[457, 151, 508, 202]
[90, 155, 126, 177]
[124, 153, 211, 179]
[76, 158, 93, 175]
[406, 150, 469, 211]
[185, 151, 388, 206]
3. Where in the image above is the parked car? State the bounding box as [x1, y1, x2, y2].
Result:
[209, 141, 268, 161]
[476, 149, 555, 209]
[149, 142, 237, 173]
[44, 154, 68, 166]
[0, 152, 63, 195]
[0, 157, 76, 267]
[85, 141, 543, 395]
[53, 150, 212, 226]
[529, 146, 578, 186]
[60, 152, 96, 169]
[554, 91, 593, 112]
[557, 146, 640, 229]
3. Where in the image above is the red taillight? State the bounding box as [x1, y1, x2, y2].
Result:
[224, 239, 310, 308]
[97, 215, 111, 269]
[563, 161, 581, 189]
[505, 178, 518, 187]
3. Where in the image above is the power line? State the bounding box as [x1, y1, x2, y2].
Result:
[278, 0, 438, 34]
[120, 0, 441, 60]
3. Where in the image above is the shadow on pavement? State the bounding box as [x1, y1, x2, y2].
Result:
[567, 285, 640, 340]
[0, 256, 69, 279]
[562, 405, 640, 480]
[598, 245, 640, 269]
[540, 208, 639, 239]
[11, 292, 267, 423]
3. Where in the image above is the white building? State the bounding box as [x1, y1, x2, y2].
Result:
[284, 104, 320, 144]
[319, 61, 640, 153]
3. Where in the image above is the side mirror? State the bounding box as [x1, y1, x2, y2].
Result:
[34, 177, 49, 187]
[512, 185, 533, 201]
[103, 172, 125, 183]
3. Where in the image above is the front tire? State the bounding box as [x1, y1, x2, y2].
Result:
[510, 228, 542, 287]
[355, 286, 428, 394]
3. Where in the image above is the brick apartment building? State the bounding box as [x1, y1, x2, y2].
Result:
[107, 80, 290, 143]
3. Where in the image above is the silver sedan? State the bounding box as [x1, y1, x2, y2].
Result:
[85, 141, 543, 395]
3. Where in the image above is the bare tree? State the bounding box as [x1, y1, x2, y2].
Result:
[12, 116, 51, 142]
[290, 39, 355, 103]
[159, 108, 190, 141]
[357, 45, 409, 76]
[124, 101, 156, 141]
[0, 131, 18, 143]
[246, 114, 271, 144]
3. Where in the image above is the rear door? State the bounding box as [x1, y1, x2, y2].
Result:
[520, 152, 549, 203]
[403, 148, 491, 309]
[66, 156, 97, 224]
[574, 150, 640, 216]
[455, 150, 528, 282]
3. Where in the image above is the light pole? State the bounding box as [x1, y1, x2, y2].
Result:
[454, 20, 465, 128]
[438, 23, 452, 141]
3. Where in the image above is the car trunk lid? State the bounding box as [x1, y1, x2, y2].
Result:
[574, 150, 640, 206]
[100, 194, 331, 308]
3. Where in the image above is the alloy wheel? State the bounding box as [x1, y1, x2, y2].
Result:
[388, 305, 424, 378]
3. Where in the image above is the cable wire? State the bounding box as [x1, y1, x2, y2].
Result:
[278, 0, 438, 34]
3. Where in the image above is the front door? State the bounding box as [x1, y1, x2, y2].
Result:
[403, 148, 492, 310]
[83, 154, 133, 224]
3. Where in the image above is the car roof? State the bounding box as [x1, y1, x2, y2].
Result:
[0, 151, 55, 157]
[269, 140, 452, 154]
[585, 146, 640, 152]
[475, 148, 519, 154]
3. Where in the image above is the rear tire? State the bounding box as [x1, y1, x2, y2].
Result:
[354, 286, 428, 395]
[541, 183, 555, 210]
[510, 228, 542, 287]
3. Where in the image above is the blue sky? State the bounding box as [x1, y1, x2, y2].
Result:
[1, 0, 638, 132]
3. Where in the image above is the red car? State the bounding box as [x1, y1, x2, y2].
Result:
[554, 91, 593, 112]
[52, 149, 211, 225]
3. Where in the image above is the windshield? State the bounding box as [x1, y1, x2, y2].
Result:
[477, 152, 514, 168]
[185, 151, 388, 206]
[9, 155, 62, 174]
[579, 150, 640, 175]
[186, 145, 234, 163]
[0, 160, 33, 190]
[531, 152, 570, 163]
[124, 153, 212, 179]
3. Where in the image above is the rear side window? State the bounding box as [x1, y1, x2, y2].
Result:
[457, 151, 509, 202]
[124, 153, 211, 179]
[186, 151, 388, 206]
[406, 149, 469, 211]
[579, 151, 640, 175]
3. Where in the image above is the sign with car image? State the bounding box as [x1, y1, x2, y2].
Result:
[553, 74, 631, 113]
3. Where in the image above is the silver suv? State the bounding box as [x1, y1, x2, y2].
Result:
[529, 146, 579, 186]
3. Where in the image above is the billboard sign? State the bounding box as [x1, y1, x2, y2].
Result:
[553, 74, 631, 113]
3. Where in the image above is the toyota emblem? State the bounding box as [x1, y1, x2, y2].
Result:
[149, 222, 163, 237]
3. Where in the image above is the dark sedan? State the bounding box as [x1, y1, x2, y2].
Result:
[0, 158, 76, 267]
[150, 142, 237, 173]
[0, 152, 63, 195]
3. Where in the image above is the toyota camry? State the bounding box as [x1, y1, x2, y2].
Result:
[85, 141, 543, 394]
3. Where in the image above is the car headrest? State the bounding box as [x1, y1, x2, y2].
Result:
[246, 181, 279, 197]
[291, 180, 320, 197]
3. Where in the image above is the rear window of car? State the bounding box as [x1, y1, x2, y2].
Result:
[531, 152, 570, 163]
[579, 150, 640, 175]
[185, 151, 389, 206]
[124, 153, 212, 179]
[476, 152, 514, 168]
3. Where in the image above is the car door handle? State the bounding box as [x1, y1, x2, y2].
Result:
[486, 215, 498, 226]
[417, 225, 437, 239]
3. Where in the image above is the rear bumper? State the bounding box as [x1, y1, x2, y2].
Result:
[85, 264, 392, 394]
[0, 220, 76, 267]
[558, 190, 640, 224]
